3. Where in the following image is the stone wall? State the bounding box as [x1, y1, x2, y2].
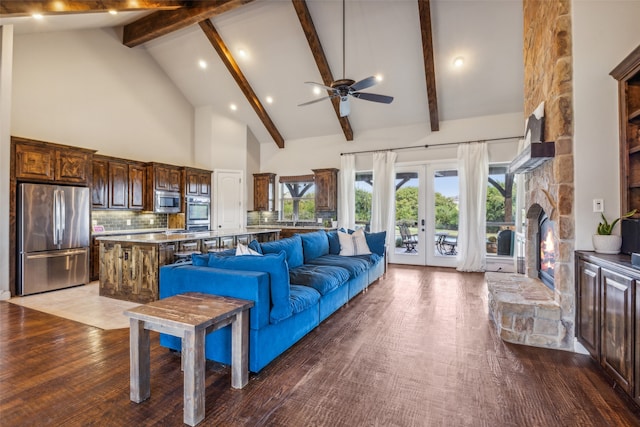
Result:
[522, 0, 575, 349]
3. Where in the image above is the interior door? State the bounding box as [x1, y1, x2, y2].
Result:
[214, 170, 244, 230]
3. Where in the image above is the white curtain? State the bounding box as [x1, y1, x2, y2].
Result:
[338, 154, 355, 230]
[371, 151, 397, 248]
[456, 142, 488, 272]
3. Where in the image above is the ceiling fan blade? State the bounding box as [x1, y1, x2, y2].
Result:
[298, 95, 336, 107]
[350, 76, 377, 92]
[304, 81, 336, 92]
[352, 92, 394, 104]
[339, 96, 350, 117]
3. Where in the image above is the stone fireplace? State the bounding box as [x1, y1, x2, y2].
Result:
[537, 209, 556, 290]
[486, 0, 575, 352]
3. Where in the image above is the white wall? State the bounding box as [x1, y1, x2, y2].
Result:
[260, 112, 523, 174]
[11, 28, 194, 164]
[573, 1, 640, 250]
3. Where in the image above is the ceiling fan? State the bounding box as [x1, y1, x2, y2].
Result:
[298, 0, 394, 117]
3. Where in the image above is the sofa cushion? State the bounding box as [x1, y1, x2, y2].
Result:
[207, 250, 292, 323]
[192, 253, 210, 266]
[353, 253, 382, 266]
[364, 231, 386, 256]
[289, 264, 350, 295]
[260, 235, 304, 269]
[326, 230, 340, 255]
[248, 239, 263, 254]
[338, 229, 371, 256]
[306, 254, 369, 279]
[289, 284, 321, 314]
[300, 230, 330, 263]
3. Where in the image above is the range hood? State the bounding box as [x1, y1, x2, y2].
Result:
[509, 142, 555, 174]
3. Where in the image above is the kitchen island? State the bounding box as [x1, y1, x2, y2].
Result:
[97, 228, 280, 303]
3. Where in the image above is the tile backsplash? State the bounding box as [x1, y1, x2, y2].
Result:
[91, 210, 167, 232]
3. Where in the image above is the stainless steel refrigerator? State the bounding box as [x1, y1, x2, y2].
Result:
[18, 183, 90, 296]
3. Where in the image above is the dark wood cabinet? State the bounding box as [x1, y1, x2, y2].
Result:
[13, 136, 94, 185]
[184, 167, 212, 197]
[312, 168, 338, 212]
[93, 155, 145, 210]
[91, 158, 109, 208]
[90, 237, 100, 281]
[611, 44, 640, 217]
[148, 162, 181, 193]
[253, 173, 276, 211]
[601, 267, 634, 392]
[129, 162, 145, 210]
[109, 160, 129, 209]
[576, 251, 640, 400]
[576, 258, 600, 357]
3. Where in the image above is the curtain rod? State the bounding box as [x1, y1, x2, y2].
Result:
[339, 135, 524, 156]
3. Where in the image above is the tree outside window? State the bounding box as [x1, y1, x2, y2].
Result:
[280, 181, 316, 221]
[486, 164, 516, 256]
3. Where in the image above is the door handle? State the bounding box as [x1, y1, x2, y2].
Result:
[421, 219, 425, 226]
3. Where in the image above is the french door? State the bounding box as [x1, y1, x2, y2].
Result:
[389, 162, 459, 268]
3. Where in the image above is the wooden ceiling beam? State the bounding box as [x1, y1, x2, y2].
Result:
[123, 0, 254, 48]
[418, 0, 439, 132]
[0, 1, 184, 17]
[291, 0, 353, 142]
[199, 19, 285, 149]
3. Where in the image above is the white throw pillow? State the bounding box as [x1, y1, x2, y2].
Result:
[236, 243, 262, 256]
[338, 229, 371, 256]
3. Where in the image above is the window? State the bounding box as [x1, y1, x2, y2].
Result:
[280, 176, 315, 221]
[486, 164, 516, 257]
[355, 172, 373, 230]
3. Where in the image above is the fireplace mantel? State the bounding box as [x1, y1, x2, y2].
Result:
[509, 142, 555, 174]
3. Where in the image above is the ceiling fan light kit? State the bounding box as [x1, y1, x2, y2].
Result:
[298, 0, 393, 117]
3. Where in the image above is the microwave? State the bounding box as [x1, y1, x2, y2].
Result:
[155, 191, 181, 213]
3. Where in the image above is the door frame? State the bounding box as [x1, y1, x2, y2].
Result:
[213, 169, 244, 230]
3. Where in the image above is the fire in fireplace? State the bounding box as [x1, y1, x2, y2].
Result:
[538, 211, 555, 290]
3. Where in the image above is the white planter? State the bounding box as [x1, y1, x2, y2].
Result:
[592, 234, 622, 254]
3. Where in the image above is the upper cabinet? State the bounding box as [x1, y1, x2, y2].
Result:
[611, 44, 640, 217]
[147, 162, 181, 193]
[184, 167, 212, 198]
[92, 155, 145, 210]
[13, 136, 94, 186]
[312, 168, 339, 212]
[253, 173, 276, 211]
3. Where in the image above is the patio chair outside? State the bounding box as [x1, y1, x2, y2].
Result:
[398, 223, 418, 253]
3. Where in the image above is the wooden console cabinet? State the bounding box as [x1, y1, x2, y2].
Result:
[576, 251, 640, 401]
[611, 44, 640, 216]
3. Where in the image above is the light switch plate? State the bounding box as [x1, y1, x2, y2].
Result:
[593, 199, 604, 213]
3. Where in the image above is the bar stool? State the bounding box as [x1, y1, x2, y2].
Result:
[174, 241, 201, 264]
[203, 239, 219, 253]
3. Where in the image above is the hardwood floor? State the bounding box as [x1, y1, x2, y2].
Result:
[1, 265, 640, 426]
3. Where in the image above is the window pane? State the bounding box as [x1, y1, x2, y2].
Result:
[280, 182, 315, 221]
[486, 165, 516, 256]
[355, 172, 372, 230]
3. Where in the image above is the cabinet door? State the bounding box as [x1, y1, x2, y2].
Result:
[154, 165, 171, 191]
[168, 168, 181, 192]
[90, 237, 100, 281]
[15, 143, 54, 181]
[186, 172, 199, 196]
[55, 149, 90, 184]
[198, 172, 211, 196]
[576, 259, 600, 358]
[129, 163, 145, 210]
[313, 169, 338, 211]
[109, 162, 129, 209]
[601, 267, 634, 392]
[91, 159, 109, 208]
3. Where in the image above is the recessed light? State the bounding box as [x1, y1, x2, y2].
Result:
[237, 49, 248, 59]
[230, 103, 238, 111]
[375, 74, 383, 82]
[313, 87, 321, 95]
[265, 96, 273, 104]
[453, 56, 465, 68]
[32, 13, 44, 20]
[108, 9, 118, 15]
[198, 59, 207, 69]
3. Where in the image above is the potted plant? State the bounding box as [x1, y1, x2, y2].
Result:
[593, 209, 637, 254]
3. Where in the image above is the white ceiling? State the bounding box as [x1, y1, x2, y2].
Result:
[2, 0, 524, 147]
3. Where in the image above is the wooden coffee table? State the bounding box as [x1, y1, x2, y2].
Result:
[124, 292, 254, 426]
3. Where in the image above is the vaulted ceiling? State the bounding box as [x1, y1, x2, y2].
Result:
[1, 1, 524, 148]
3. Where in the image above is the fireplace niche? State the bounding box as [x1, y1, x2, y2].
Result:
[538, 211, 555, 290]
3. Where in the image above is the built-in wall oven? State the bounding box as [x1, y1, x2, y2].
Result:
[186, 196, 211, 231]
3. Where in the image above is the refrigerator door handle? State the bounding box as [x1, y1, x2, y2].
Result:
[59, 189, 66, 240]
[25, 248, 89, 259]
[53, 189, 59, 245]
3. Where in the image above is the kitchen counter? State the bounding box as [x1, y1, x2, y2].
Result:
[97, 228, 281, 303]
[96, 228, 281, 244]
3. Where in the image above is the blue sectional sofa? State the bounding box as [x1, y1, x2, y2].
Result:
[159, 229, 386, 372]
